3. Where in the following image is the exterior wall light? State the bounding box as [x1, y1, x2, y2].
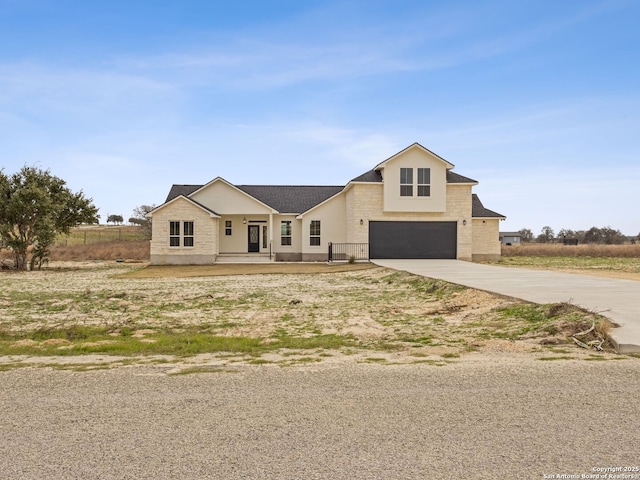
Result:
[243, 217, 247, 224]
[360, 219, 364, 225]
[462, 219, 467, 226]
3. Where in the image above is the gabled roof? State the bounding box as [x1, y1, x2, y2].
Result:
[349, 169, 477, 184]
[165, 183, 343, 215]
[166, 184, 201, 202]
[236, 185, 344, 214]
[148, 194, 220, 218]
[472, 194, 505, 219]
[373, 142, 455, 171]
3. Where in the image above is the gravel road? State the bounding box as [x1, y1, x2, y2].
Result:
[1, 356, 639, 480]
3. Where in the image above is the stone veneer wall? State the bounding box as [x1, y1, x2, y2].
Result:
[471, 219, 502, 261]
[346, 183, 473, 260]
[150, 198, 218, 265]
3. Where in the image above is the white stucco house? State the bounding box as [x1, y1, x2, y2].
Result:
[148, 143, 505, 264]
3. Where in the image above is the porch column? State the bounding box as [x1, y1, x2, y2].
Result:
[269, 212, 274, 258]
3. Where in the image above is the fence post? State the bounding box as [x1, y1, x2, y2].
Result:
[328, 242, 333, 262]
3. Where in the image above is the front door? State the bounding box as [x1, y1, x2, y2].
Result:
[248, 225, 260, 252]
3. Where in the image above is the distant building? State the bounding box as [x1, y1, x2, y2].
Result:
[499, 232, 521, 245]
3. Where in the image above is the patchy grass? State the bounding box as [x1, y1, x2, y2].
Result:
[121, 262, 377, 278]
[0, 262, 620, 369]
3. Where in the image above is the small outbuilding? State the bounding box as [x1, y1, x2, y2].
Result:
[499, 232, 522, 245]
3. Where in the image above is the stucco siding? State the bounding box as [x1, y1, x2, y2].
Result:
[191, 180, 273, 215]
[272, 214, 301, 258]
[218, 215, 271, 254]
[300, 193, 346, 261]
[382, 148, 447, 213]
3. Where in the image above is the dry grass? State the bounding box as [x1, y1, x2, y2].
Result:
[503, 243, 640, 258]
[49, 240, 150, 262]
[0, 263, 618, 369]
[124, 262, 377, 278]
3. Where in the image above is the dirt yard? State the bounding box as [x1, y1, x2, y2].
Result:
[0, 261, 621, 372]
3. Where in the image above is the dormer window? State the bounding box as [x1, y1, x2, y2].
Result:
[400, 168, 413, 196]
[417, 168, 431, 197]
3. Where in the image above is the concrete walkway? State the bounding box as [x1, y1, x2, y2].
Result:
[373, 259, 640, 353]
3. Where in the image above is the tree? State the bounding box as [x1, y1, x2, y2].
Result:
[536, 226, 555, 243]
[557, 228, 576, 240]
[129, 204, 155, 238]
[600, 226, 625, 245]
[0, 166, 99, 270]
[584, 227, 602, 244]
[107, 214, 124, 225]
[518, 228, 533, 243]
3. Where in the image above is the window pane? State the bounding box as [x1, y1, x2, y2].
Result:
[183, 237, 194, 247]
[310, 220, 320, 236]
[281, 221, 291, 236]
[170, 237, 180, 247]
[169, 221, 180, 236]
[418, 168, 430, 184]
[400, 185, 413, 197]
[310, 237, 320, 246]
[400, 168, 413, 184]
[183, 222, 194, 236]
[281, 237, 292, 246]
[418, 185, 431, 197]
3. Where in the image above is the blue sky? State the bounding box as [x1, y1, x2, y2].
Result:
[1, 0, 638, 235]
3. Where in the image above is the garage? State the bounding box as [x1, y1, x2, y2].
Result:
[369, 221, 457, 259]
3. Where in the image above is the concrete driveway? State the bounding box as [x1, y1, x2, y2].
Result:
[373, 259, 640, 353]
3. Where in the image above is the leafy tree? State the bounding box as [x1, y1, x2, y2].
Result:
[536, 226, 555, 243]
[557, 228, 576, 239]
[129, 204, 155, 238]
[0, 166, 98, 270]
[584, 227, 602, 244]
[600, 226, 625, 245]
[107, 214, 124, 225]
[518, 228, 533, 243]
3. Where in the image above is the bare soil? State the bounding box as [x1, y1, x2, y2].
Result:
[0, 261, 619, 372]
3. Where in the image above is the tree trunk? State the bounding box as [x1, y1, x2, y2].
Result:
[14, 250, 28, 270]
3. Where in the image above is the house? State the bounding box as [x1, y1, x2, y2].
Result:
[148, 143, 505, 264]
[499, 232, 522, 245]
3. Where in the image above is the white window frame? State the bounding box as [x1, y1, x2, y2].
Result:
[281, 220, 292, 246]
[310, 220, 321, 246]
[400, 167, 413, 197]
[417, 168, 431, 197]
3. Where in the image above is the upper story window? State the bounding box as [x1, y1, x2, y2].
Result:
[281, 220, 292, 246]
[169, 221, 194, 247]
[225, 220, 232, 236]
[417, 168, 431, 197]
[310, 220, 321, 246]
[400, 168, 413, 197]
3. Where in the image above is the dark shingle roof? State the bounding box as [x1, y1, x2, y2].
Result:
[350, 169, 382, 182]
[236, 185, 344, 213]
[166, 185, 201, 202]
[165, 183, 343, 214]
[350, 169, 477, 184]
[447, 171, 477, 184]
[472, 194, 505, 218]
